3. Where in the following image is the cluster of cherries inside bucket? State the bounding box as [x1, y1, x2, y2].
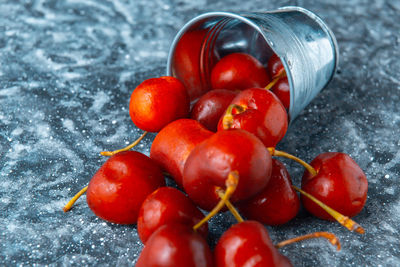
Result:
[64, 52, 368, 266]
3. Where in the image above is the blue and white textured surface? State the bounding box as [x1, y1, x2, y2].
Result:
[1, 0, 399, 266]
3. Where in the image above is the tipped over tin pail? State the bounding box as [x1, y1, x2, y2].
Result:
[167, 6, 339, 121]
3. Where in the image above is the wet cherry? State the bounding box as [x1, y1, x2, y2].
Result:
[136, 223, 213, 267]
[191, 89, 237, 132]
[214, 221, 292, 267]
[172, 29, 219, 100]
[218, 88, 288, 148]
[150, 119, 213, 188]
[211, 53, 270, 91]
[301, 152, 368, 221]
[85, 151, 165, 224]
[263, 148, 366, 233]
[238, 159, 300, 225]
[271, 77, 290, 110]
[129, 76, 190, 133]
[101, 76, 190, 156]
[267, 54, 290, 110]
[267, 53, 284, 78]
[137, 187, 208, 243]
[183, 129, 272, 211]
[215, 220, 341, 267]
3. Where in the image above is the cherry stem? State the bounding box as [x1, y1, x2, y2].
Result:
[216, 189, 244, 223]
[265, 69, 287, 91]
[267, 148, 317, 177]
[222, 104, 246, 130]
[275, 231, 341, 251]
[193, 171, 239, 231]
[292, 185, 365, 234]
[100, 131, 148, 156]
[63, 186, 88, 212]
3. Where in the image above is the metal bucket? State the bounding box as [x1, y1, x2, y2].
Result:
[167, 6, 339, 121]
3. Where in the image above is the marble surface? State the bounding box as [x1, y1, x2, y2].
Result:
[1, 0, 400, 266]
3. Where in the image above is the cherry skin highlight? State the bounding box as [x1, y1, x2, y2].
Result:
[137, 187, 208, 243]
[86, 151, 165, 224]
[301, 152, 368, 221]
[183, 129, 272, 211]
[211, 53, 270, 91]
[191, 89, 237, 132]
[129, 76, 190, 132]
[135, 223, 213, 267]
[150, 119, 213, 188]
[218, 88, 288, 148]
[238, 159, 300, 225]
[214, 220, 292, 267]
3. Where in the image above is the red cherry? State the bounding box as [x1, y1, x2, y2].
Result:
[173, 29, 216, 100]
[137, 187, 208, 243]
[214, 221, 292, 267]
[238, 159, 300, 225]
[136, 223, 213, 267]
[102, 76, 189, 156]
[150, 119, 213, 188]
[218, 88, 288, 148]
[271, 77, 290, 110]
[301, 152, 368, 221]
[191, 89, 237, 132]
[267, 53, 284, 78]
[266, 150, 366, 233]
[129, 76, 190, 132]
[211, 53, 270, 91]
[218, 108, 266, 145]
[266, 54, 290, 110]
[86, 151, 165, 224]
[183, 129, 272, 211]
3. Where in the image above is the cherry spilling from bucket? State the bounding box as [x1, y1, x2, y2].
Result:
[211, 52, 271, 91]
[137, 186, 208, 243]
[266, 54, 290, 109]
[63, 49, 368, 266]
[217, 87, 288, 148]
[101, 76, 190, 156]
[238, 159, 300, 226]
[183, 129, 272, 211]
[191, 89, 237, 132]
[80, 151, 165, 224]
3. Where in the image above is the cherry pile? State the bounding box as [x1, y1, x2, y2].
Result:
[64, 48, 368, 266]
